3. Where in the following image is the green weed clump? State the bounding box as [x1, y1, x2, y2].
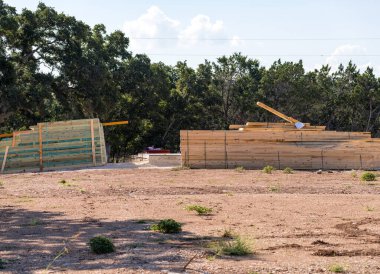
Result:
[29, 218, 42, 226]
[89, 236, 115, 254]
[58, 179, 73, 187]
[186, 205, 212, 215]
[360, 172, 376, 182]
[351, 170, 357, 178]
[262, 165, 275, 174]
[283, 167, 293, 174]
[150, 219, 182, 233]
[235, 166, 245, 172]
[268, 185, 280, 192]
[209, 236, 253, 256]
[328, 264, 345, 273]
[221, 228, 234, 238]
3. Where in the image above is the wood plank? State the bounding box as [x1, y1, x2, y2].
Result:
[1, 146, 9, 173]
[38, 124, 43, 172]
[180, 126, 380, 170]
[90, 119, 96, 166]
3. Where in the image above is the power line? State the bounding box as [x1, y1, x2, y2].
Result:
[144, 53, 380, 57]
[130, 37, 380, 41]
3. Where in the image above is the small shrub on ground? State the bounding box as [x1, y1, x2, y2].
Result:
[283, 167, 293, 174]
[351, 170, 357, 178]
[206, 255, 216, 261]
[262, 165, 275, 174]
[29, 218, 42, 226]
[268, 185, 280, 192]
[186, 205, 212, 215]
[329, 264, 345, 273]
[89, 236, 115, 254]
[361, 172, 376, 182]
[210, 236, 253, 256]
[235, 166, 245, 172]
[221, 228, 234, 238]
[150, 219, 182, 233]
[58, 179, 73, 187]
[0, 181, 3, 187]
[135, 219, 148, 224]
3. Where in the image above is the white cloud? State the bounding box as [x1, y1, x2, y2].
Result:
[310, 45, 380, 75]
[230, 35, 245, 48]
[122, 6, 242, 58]
[325, 44, 367, 68]
[178, 15, 224, 47]
[123, 6, 180, 51]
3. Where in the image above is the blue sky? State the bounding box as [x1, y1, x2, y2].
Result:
[7, 0, 380, 74]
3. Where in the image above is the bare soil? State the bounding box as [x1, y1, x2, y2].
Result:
[1, 168, 380, 273]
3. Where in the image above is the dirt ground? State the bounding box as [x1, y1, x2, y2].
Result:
[1, 167, 380, 274]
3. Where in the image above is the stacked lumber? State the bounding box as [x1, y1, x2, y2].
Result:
[0, 119, 107, 174]
[180, 122, 380, 170]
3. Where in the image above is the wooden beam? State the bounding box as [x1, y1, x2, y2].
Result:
[38, 124, 43, 172]
[1, 146, 9, 173]
[90, 119, 96, 166]
[102, 120, 129, 126]
[256, 102, 299, 124]
[0, 133, 13, 139]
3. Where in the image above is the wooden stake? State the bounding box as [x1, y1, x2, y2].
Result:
[12, 132, 16, 147]
[90, 119, 96, 166]
[321, 150, 324, 170]
[224, 130, 228, 169]
[204, 140, 207, 168]
[38, 124, 43, 172]
[1, 146, 9, 173]
[183, 254, 197, 270]
[186, 130, 190, 166]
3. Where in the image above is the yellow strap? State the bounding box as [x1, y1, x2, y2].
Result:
[102, 120, 129, 126]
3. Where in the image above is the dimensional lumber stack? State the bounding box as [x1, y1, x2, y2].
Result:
[180, 122, 380, 170]
[0, 119, 107, 174]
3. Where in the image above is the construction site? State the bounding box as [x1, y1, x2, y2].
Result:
[2, 102, 380, 174]
[181, 102, 380, 170]
[1, 103, 380, 273]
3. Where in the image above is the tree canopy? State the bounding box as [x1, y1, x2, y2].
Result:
[1, 1, 380, 161]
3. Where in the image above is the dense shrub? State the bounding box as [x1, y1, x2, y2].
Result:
[361, 172, 376, 182]
[89, 236, 115, 254]
[262, 165, 275, 174]
[150, 219, 182, 233]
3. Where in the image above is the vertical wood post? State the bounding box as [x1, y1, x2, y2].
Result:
[204, 140, 207, 168]
[12, 132, 16, 147]
[224, 130, 228, 169]
[90, 119, 96, 166]
[1, 146, 9, 173]
[186, 130, 190, 167]
[38, 124, 43, 172]
[321, 150, 324, 170]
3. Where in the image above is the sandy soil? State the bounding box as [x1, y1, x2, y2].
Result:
[0, 168, 379, 273]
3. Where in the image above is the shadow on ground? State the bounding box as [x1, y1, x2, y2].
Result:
[0, 206, 251, 273]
